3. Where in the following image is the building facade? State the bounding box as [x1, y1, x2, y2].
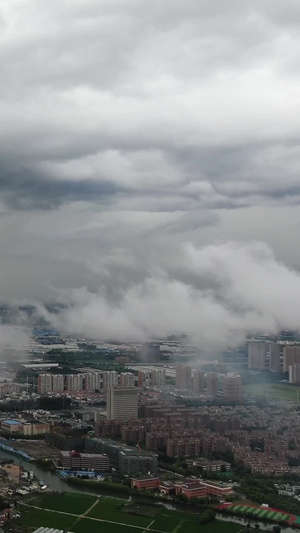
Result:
[176, 365, 192, 391]
[106, 387, 138, 420]
[248, 342, 268, 370]
[206, 372, 218, 398]
[224, 373, 242, 402]
[59, 450, 109, 471]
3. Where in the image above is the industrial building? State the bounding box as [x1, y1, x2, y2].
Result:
[59, 450, 109, 471]
[85, 437, 158, 476]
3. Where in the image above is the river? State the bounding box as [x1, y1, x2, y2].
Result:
[0, 449, 95, 494]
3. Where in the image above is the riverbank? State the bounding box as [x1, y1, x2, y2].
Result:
[0, 441, 33, 461]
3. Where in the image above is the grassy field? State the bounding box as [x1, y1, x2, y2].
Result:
[18, 492, 243, 533]
[32, 492, 96, 514]
[244, 381, 300, 401]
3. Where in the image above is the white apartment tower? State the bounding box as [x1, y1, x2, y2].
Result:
[106, 387, 138, 420]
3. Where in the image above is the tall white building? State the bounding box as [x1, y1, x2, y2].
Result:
[106, 387, 138, 420]
[102, 371, 118, 389]
[248, 342, 268, 370]
[66, 373, 84, 391]
[224, 373, 242, 402]
[85, 372, 101, 391]
[192, 370, 205, 394]
[38, 373, 53, 395]
[283, 346, 300, 373]
[52, 374, 64, 392]
[119, 372, 135, 387]
[176, 364, 192, 390]
[151, 369, 166, 387]
[289, 364, 300, 384]
[206, 372, 218, 398]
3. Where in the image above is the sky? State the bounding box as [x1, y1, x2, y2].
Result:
[1, 0, 300, 347]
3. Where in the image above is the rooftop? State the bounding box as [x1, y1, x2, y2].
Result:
[2, 420, 20, 425]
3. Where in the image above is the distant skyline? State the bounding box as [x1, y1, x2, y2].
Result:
[1, 1, 300, 347]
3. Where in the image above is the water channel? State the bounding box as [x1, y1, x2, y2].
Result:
[0, 449, 96, 494]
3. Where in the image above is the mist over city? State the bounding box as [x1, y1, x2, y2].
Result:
[2, 2, 300, 532]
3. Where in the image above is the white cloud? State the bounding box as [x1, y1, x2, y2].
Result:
[0, 0, 300, 345]
[37, 242, 300, 349]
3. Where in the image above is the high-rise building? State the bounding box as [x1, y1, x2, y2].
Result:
[138, 371, 151, 388]
[269, 343, 282, 373]
[206, 372, 218, 398]
[283, 345, 300, 373]
[289, 364, 300, 384]
[66, 373, 84, 392]
[151, 369, 166, 387]
[224, 373, 242, 402]
[192, 370, 205, 394]
[119, 372, 135, 387]
[102, 371, 118, 389]
[176, 364, 192, 391]
[52, 374, 64, 392]
[248, 342, 268, 370]
[106, 387, 138, 420]
[38, 373, 53, 395]
[84, 372, 102, 391]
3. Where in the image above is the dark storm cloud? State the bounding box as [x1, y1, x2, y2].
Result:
[0, 167, 124, 210]
[1, 0, 300, 213]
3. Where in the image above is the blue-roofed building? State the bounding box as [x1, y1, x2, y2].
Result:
[1, 419, 21, 433]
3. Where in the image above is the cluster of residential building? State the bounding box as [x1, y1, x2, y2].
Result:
[94, 399, 300, 476]
[175, 365, 242, 401]
[96, 405, 240, 458]
[0, 382, 25, 396]
[37, 370, 135, 394]
[248, 340, 300, 383]
[37, 368, 169, 395]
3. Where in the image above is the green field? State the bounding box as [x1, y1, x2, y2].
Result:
[244, 382, 300, 401]
[35, 492, 96, 514]
[18, 493, 243, 533]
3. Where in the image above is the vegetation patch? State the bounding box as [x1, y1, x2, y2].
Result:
[32, 492, 96, 514]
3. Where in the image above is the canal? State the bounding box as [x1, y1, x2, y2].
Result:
[0, 449, 95, 494]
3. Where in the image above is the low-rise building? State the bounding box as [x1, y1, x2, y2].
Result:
[201, 480, 233, 497]
[1, 420, 21, 433]
[131, 477, 160, 491]
[175, 480, 206, 500]
[59, 450, 109, 471]
[21, 422, 50, 435]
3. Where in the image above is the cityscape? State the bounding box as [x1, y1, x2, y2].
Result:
[0, 324, 298, 530]
[1, 0, 300, 533]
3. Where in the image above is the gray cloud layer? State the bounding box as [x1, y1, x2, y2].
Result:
[1, 1, 300, 347]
